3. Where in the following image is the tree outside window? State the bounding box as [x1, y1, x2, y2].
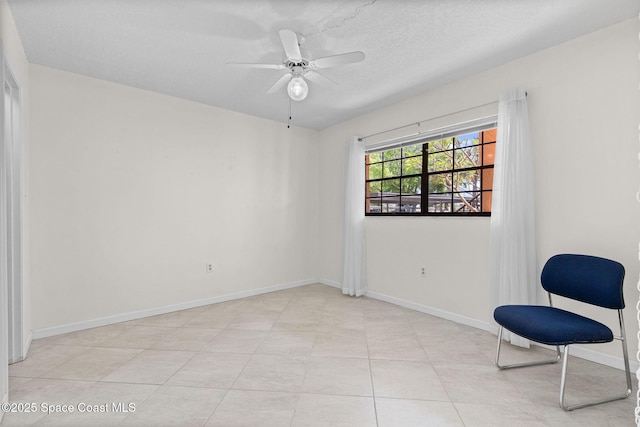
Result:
[365, 128, 496, 216]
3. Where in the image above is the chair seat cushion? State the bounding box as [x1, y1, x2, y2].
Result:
[494, 305, 613, 345]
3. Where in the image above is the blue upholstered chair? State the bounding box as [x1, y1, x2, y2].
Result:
[493, 254, 632, 411]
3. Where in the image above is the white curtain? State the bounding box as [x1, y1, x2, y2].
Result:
[490, 88, 537, 347]
[342, 136, 367, 297]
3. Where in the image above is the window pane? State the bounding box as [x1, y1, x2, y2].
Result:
[455, 132, 479, 148]
[428, 174, 451, 193]
[483, 129, 497, 143]
[482, 191, 492, 212]
[428, 138, 453, 152]
[400, 197, 421, 213]
[483, 142, 496, 165]
[455, 146, 480, 168]
[453, 192, 480, 213]
[428, 150, 452, 172]
[401, 177, 421, 195]
[368, 152, 382, 163]
[383, 148, 402, 161]
[368, 163, 382, 179]
[403, 144, 422, 157]
[383, 160, 401, 178]
[454, 170, 480, 192]
[428, 193, 452, 213]
[367, 181, 381, 195]
[381, 196, 399, 213]
[468, 192, 481, 211]
[482, 168, 494, 190]
[367, 198, 381, 213]
[381, 178, 400, 194]
[402, 156, 422, 175]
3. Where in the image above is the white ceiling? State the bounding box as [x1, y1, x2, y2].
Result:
[8, 0, 640, 130]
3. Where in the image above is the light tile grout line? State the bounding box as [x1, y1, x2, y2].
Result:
[365, 324, 381, 427]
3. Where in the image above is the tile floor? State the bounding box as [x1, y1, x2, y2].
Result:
[2, 283, 635, 426]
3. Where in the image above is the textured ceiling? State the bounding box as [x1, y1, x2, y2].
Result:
[8, 0, 640, 129]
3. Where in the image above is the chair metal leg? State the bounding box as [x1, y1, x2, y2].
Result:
[495, 326, 561, 369]
[559, 310, 633, 411]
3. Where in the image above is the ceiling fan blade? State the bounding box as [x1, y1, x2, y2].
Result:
[278, 29, 302, 61]
[308, 51, 365, 69]
[267, 73, 292, 94]
[227, 62, 286, 70]
[304, 70, 338, 87]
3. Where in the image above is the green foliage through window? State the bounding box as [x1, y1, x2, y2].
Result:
[365, 129, 496, 215]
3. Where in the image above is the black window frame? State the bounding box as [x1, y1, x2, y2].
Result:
[365, 127, 496, 217]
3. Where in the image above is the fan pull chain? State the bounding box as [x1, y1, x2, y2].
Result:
[287, 96, 292, 129]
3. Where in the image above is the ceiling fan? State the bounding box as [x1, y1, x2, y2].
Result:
[227, 29, 365, 101]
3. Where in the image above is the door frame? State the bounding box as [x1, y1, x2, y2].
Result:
[0, 41, 26, 418]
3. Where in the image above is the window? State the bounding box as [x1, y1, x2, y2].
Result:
[365, 126, 496, 216]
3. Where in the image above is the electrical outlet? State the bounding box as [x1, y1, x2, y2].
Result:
[420, 266, 427, 278]
[206, 263, 214, 273]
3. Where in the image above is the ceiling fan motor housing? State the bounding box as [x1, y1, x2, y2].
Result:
[285, 59, 309, 74]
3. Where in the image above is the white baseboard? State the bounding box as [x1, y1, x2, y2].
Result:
[23, 330, 33, 358]
[318, 278, 341, 289]
[9, 330, 34, 364]
[365, 289, 495, 333]
[349, 286, 640, 373]
[32, 278, 318, 339]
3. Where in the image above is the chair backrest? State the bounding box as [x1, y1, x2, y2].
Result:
[541, 254, 625, 309]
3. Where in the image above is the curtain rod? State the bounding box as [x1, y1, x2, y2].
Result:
[359, 100, 497, 141]
[359, 91, 527, 142]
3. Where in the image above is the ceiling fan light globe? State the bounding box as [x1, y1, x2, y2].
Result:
[287, 77, 308, 101]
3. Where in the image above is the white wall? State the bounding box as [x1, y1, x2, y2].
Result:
[318, 18, 640, 363]
[29, 65, 319, 331]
